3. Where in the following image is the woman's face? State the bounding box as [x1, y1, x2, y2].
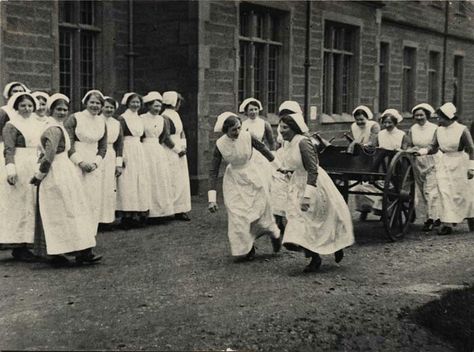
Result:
[382, 115, 395, 131]
[246, 104, 259, 119]
[413, 109, 427, 126]
[36, 97, 47, 117]
[354, 114, 367, 127]
[149, 100, 162, 114]
[226, 120, 241, 139]
[9, 84, 25, 98]
[52, 102, 69, 121]
[17, 98, 34, 118]
[128, 96, 141, 111]
[279, 121, 295, 141]
[102, 101, 116, 117]
[437, 114, 452, 127]
[86, 95, 103, 116]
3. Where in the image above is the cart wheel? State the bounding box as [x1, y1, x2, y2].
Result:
[382, 151, 415, 241]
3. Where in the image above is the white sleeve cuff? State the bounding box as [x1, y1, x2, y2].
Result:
[35, 172, 47, 180]
[94, 155, 103, 167]
[303, 184, 317, 200]
[208, 190, 217, 203]
[271, 157, 282, 170]
[70, 153, 83, 165]
[5, 163, 16, 177]
[182, 139, 187, 148]
[470, 160, 474, 170]
[418, 148, 428, 156]
[172, 146, 181, 154]
[116, 157, 123, 167]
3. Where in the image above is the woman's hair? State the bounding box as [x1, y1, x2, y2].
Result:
[104, 97, 118, 109]
[222, 116, 241, 133]
[435, 108, 457, 121]
[353, 109, 369, 119]
[145, 100, 161, 111]
[8, 83, 25, 97]
[279, 109, 296, 117]
[126, 93, 143, 107]
[381, 114, 398, 125]
[245, 101, 260, 113]
[280, 114, 303, 134]
[413, 107, 431, 119]
[50, 99, 69, 113]
[13, 95, 36, 111]
[84, 92, 105, 106]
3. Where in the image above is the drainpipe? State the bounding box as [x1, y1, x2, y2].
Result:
[127, 0, 135, 90]
[441, 0, 449, 102]
[303, 0, 311, 122]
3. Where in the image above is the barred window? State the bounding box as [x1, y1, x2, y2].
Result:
[323, 21, 358, 115]
[59, 0, 100, 110]
[402, 47, 416, 112]
[239, 4, 284, 114]
[428, 51, 440, 108]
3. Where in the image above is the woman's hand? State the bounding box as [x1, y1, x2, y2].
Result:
[115, 166, 123, 177]
[7, 174, 17, 186]
[78, 161, 93, 173]
[208, 202, 218, 213]
[300, 197, 311, 212]
[178, 150, 186, 158]
[89, 163, 98, 172]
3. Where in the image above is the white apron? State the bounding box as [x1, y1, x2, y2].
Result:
[141, 113, 174, 217]
[410, 122, 441, 220]
[0, 105, 17, 171]
[242, 117, 273, 185]
[99, 116, 120, 223]
[271, 143, 290, 217]
[283, 134, 354, 255]
[351, 120, 377, 144]
[163, 109, 191, 214]
[39, 123, 96, 254]
[218, 131, 279, 256]
[116, 110, 150, 212]
[0, 116, 42, 243]
[436, 122, 474, 223]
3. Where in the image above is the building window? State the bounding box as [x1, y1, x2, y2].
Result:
[59, 0, 100, 109]
[428, 51, 440, 108]
[402, 47, 416, 112]
[323, 21, 358, 115]
[379, 42, 389, 112]
[239, 4, 284, 114]
[455, 0, 468, 16]
[453, 55, 463, 112]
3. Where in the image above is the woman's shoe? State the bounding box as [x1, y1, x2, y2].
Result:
[234, 246, 256, 263]
[334, 249, 344, 263]
[175, 213, 191, 221]
[11, 248, 37, 262]
[438, 226, 453, 236]
[303, 254, 322, 273]
[422, 219, 434, 232]
[359, 212, 368, 221]
[49, 255, 71, 268]
[75, 253, 102, 265]
[434, 219, 441, 227]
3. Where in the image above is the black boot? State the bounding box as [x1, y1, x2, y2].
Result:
[422, 219, 434, 232]
[175, 213, 191, 221]
[75, 248, 102, 265]
[303, 253, 322, 273]
[334, 249, 344, 263]
[11, 247, 37, 262]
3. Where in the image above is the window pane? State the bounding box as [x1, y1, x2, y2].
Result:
[240, 10, 250, 36]
[268, 15, 279, 42]
[80, 0, 95, 25]
[59, 0, 74, 23]
[453, 56, 463, 111]
[402, 47, 416, 111]
[238, 42, 248, 104]
[80, 32, 95, 98]
[342, 55, 351, 113]
[253, 44, 263, 101]
[268, 46, 278, 113]
[59, 30, 73, 99]
[255, 13, 264, 38]
[428, 51, 439, 107]
[379, 42, 389, 111]
[323, 52, 331, 114]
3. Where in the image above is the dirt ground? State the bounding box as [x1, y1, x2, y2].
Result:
[0, 196, 473, 352]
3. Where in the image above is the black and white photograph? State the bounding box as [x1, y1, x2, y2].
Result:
[0, 0, 474, 351]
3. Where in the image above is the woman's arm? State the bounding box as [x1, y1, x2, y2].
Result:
[63, 114, 82, 164]
[113, 122, 124, 167]
[460, 127, 474, 161]
[299, 137, 319, 211]
[401, 134, 411, 150]
[368, 122, 380, 146]
[264, 121, 275, 150]
[208, 145, 223, 206]
[94, 123, 108, 166]
[36, 127, 62, 178]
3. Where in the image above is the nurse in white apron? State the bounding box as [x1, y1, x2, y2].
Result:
[31, 91, 50, 124]
[278, 113, 354, 272]
[162, 91, 191, 221]
[414, 102, 474, 235]
[208, 112, 282, 260]
[347, 105, 380, 153]
[98, 96, 123, 225]
[141, 91, 174, 218]
[0, 92, 42, 261]
[407, 103, 441, 231]
[239, 98, 275, 185]
[64, 90, 107, 231]
[31, 93, 101, 266]
[116, 92, 150, 227]
[354, 109, 409, 217]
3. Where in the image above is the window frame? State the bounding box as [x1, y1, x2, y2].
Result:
[378, 41, 390, 113]
[58, 0, 101, 110]
[427, 50, 440, 108]
[238, 3, 287, 117]
[453, 55, 464, 113]
[401, 46, 417, 113]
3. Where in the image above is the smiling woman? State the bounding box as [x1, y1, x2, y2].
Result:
[64, 89, 108, 232]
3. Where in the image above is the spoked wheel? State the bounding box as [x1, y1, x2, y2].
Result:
[382, 151, 416, 241]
